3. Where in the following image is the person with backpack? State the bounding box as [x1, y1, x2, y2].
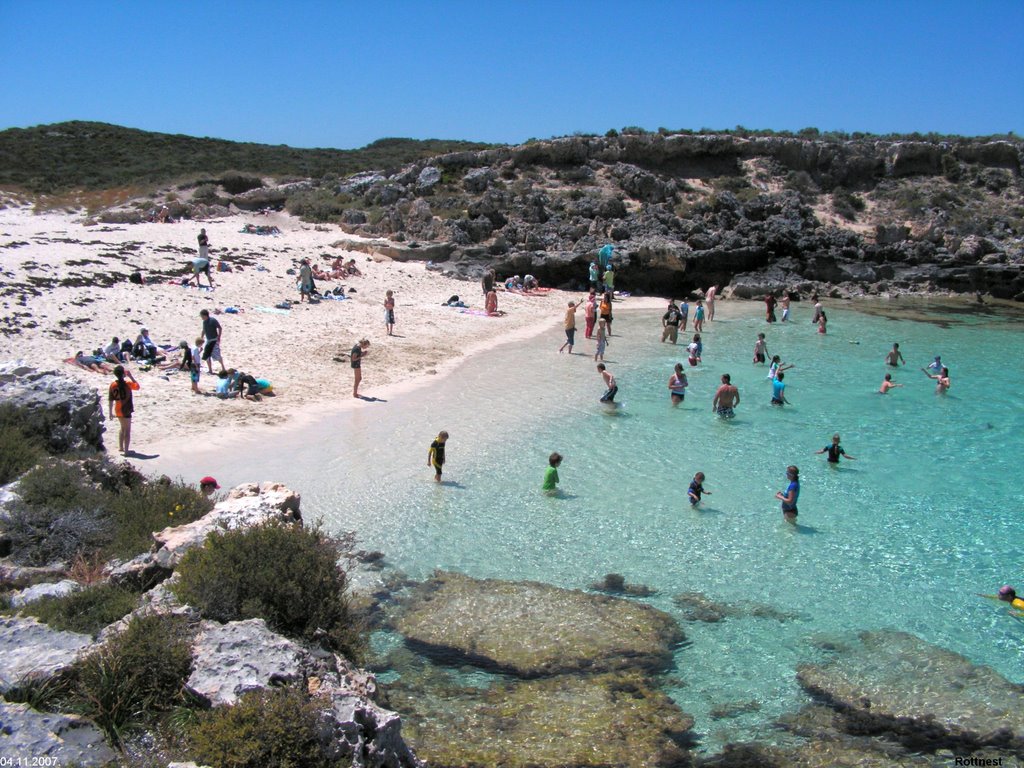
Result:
[108, 365, 140, 455]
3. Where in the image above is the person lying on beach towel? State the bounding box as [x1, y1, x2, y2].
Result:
[71, 351, 112, 373]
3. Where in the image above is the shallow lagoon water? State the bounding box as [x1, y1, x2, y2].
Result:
[179, 298, 1024, 750]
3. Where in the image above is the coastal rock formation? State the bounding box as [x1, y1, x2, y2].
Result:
[0, 702, 118, 767]
[0, 363, 104, 452]
[149, 481, 301, 570]
[395, 571, 684, 677]
[673, 591, 802, 623]
[0, 616, 92, 692]
[797, 630, 1024, 755]
[8, 578, 81, 607]
[390, 672, 694, 768]
[186, 618, 307, 706]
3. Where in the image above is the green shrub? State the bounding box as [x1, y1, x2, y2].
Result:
[285, 188, 348, 222]
[4, 672, 74, 711]
[72, 613, 193, 744]
[22, 582, 139, 636]
[2, 501, 111, 566]
[16, 460, 102, 510]
[0, 423, 42, 485]
[219, 173, 264, 195]
[102, 480, 213, 560]
[0, 402, 67, 459]
[833, 189, 866, 221]
[172, 521, 361, 658]
[188, 687, 331, 768]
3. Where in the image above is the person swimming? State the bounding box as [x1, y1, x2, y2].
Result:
[997, 585, 1024, 610]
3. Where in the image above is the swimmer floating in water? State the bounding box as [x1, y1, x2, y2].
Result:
[997, 586, 1024, 611]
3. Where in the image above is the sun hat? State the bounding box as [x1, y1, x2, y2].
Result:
[199, 476, 220, 489]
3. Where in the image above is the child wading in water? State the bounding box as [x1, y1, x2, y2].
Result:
[594, 319, 608, 361]
[428, 431, 449, 482]
[597, 363, 617, 403]
[384, 290, 396, 336]
[543, 452, 563, 495]
[687, 472, 710, 507]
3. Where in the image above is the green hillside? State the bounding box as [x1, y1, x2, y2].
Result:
[0, 121, 493, 193]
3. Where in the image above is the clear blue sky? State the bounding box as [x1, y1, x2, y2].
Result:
[1, 1, 1021, 149]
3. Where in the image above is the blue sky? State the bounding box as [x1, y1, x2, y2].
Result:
[1, 1, 1021, 149]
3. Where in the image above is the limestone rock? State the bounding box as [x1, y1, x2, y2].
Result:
[186, 618, 307, 706]
[0, 702, 117, 767]
[151, 482, 301, 569]
[9, 579, 81, 607]
[391, 672, 694, 768]
[396, 571, 684, 677]
[0, 363, 104, 453]
[462, 167, 495, 192]
[0, 616, 92, 693]
[415, 166, 442, 194]
[797, 631, 1024, 754]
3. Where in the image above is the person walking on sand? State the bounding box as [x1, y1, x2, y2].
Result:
[816, 433, 856, 464]
[693, 300, 705, 332]
[584, 289, 597, 339]
[688, 472, 711, 506]
[597, 363, 617, 403]
[594, 319, 609, 361]
[712, 373, 740, 418]
[559, 299, 583, 354]
[198, 228, 209, 259]
[885, 343, 906, 367]
[661, 301, 683, 344]
[351, 338, 370, 398]
[428, 431, 449, 482]
[668, 363, 688, 406]
[543, 452, 563, 495]
[753, 333, 769, 364]
[780, 292, 791, 322]
[922, 365, 951, 394]
[178, 340, 200, 394]
[705, 286, 717, 321]
[775, 465, 800, 524]
[200, 309, 225, 375]
[878, 373, 903, 394]
[384, 290, 396, 336]
[108, 365, 139, 455]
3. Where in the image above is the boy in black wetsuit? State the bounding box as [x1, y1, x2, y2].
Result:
[815, 433, 856, 464]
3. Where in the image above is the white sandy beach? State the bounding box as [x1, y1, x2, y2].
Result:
[0, 203, 663, 466]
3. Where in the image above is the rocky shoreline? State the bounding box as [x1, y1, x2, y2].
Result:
[2, 369, 1023, 767]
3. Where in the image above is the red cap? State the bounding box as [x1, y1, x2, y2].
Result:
[200, 476, 220, 488]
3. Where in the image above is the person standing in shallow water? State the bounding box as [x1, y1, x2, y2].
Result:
[775, 465, 800, 524]
[885, 343, 906, 367]
[765, 292, 778, 322]
[351, 338, 369, 398]
[922, 366, 951, 394]
[584, 289, 597, 339]
[712, 373, 739, 417]
[428, 431, 449, 482]
[815, 433, 856, 464]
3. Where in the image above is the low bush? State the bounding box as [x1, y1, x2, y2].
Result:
[188, 687, 332, 768]
[21, 582, 139, 636]
[833, 189, 866, 221]
[16, 460, 103, 510]
[3, 672, 74, 711]
[0, 402, 67, 458]
[0, 406, 45, 484]
[172, 521, 361, 659]
[72, 613, 193, 744]
[286, 188, 348, 222]
[219, 173, 264, 195]
[102, 480, 213, 560]
[3, 501, 111, 566]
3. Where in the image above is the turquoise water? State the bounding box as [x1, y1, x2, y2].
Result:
[181, 299, 1024, 749]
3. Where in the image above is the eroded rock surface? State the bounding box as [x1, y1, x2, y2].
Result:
[396, 571, 684, 677]
[0, 702, 117, 767]
[0, 363, 104, 452]
[0, 616, 92, 692]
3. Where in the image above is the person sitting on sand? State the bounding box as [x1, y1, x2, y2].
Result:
[344, 259, 362, 277]
[485, 289, 499, 315]
[103, 336, 124, 363]
[119, 336, 135, 362]
[73, 350, 111, 373]
[922, 365, 951, 394]
[878, 373, 903, 394]
[524, 274, 539, 291]
[133, 330, 165, 364]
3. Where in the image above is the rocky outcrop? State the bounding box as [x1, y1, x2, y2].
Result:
[0, 616, 92, 692]
[673, 591, 802, 623]
[797, 631, 1024, 755]
[0, 702, 118, 767]
[8, 578, 81, 607]
[0, 363, 104, 452]
[389, 672, 693, 768]
[396, 571, 684, 678]
[186, 618, 307, 706]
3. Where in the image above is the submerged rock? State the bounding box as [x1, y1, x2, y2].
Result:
[0, 616, 92, 693]
[590, 571, 657, 596]
[0, 702, 117, 767]
[396, 571, 684, 677]
[673, 591, 803, 623]
[391, 672, 694, 768]
[797, 630, 1024, 755]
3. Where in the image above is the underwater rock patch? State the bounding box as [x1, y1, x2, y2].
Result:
[396, 571, 684, 678]
[391, 672, 695, 768]
[797, 630, 1024, 755]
